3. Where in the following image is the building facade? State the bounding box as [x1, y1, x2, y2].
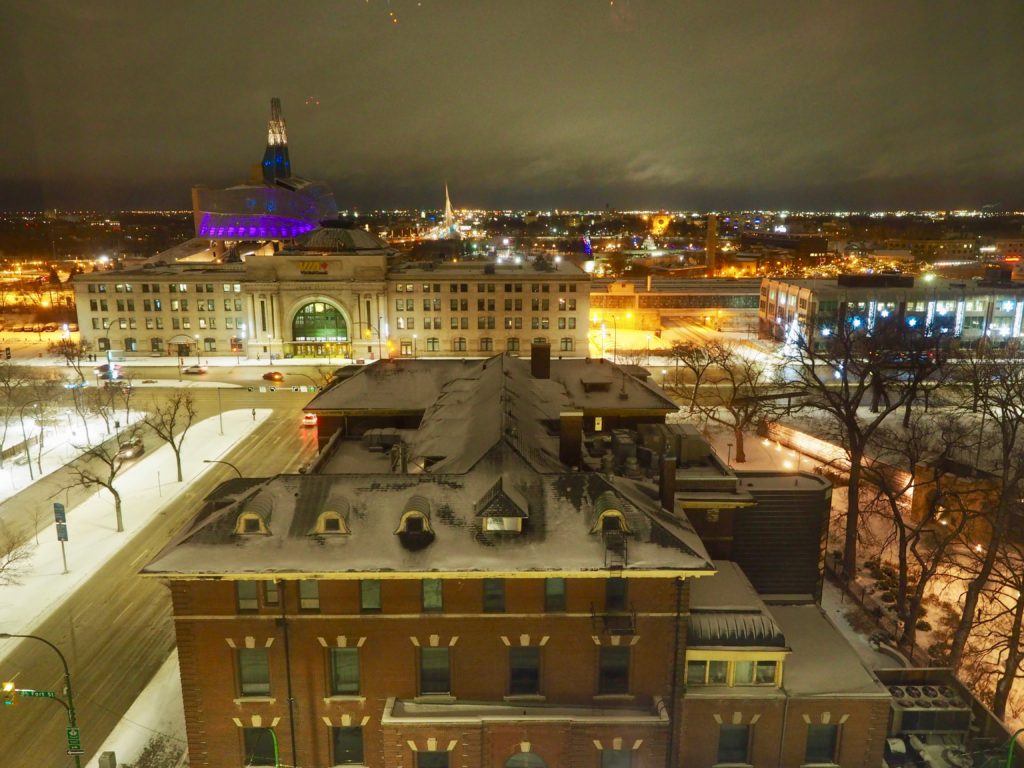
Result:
[759, 274, 1024, 344]
[144, 349, 944, 768]
[72, 227, 590, 361]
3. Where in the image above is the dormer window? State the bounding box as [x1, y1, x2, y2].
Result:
[396, 497, 435, 551]
[484, 516, 523, 533]
[395, 510, 432, 535]
[314, 510, 348, 535]
[475, 476, 529, 535]
[602, 514, 623, 533]
[235, 512, 269, 535]
[591, 492, 631, 536]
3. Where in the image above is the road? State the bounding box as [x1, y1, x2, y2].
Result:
[0, 385, 317, 768]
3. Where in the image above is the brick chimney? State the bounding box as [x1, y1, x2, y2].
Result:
[659, 454, 677, 513]
[531, 342, 551, 379]
[559, 411, 584, 468]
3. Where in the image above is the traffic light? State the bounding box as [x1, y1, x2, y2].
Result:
[1, 681, 16, 706]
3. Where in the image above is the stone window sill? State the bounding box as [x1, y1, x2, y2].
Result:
[233, 696, 276, 704]
[413, 694, 456, 704]
[323, 695, 367, 704]
[504, 694, 546, 702]
[592, 693, 635, 702]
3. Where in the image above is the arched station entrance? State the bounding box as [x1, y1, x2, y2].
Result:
[290, 300, 351, 358]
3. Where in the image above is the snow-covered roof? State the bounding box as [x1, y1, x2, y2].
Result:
[143, 445, 713, 579]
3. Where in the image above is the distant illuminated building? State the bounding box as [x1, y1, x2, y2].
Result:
[190, 98, 337, 240]
[705, 213, 719, 277]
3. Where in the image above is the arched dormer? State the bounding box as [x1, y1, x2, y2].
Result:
[235, 512, 269, 535]
[314, 510, 349, 535]
[395, 496, 435, 551]
[590, 491, 631, 535]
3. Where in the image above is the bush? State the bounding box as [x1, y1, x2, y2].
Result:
[915, 620, 932, 632]
[123, 735, 184, 768]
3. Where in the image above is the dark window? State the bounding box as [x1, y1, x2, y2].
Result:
[601, 750, 631, 768]
[544, 578, 566, 612]
[509, 647, 541, 695]
[238, 649, 270, 696]
[507, 755, 547, 768]
[717, 724, 750, 764]
[598, 647, 630, 694]
[322, 516, 341, 532]
[236, 582, 259, 612]
[262, 581, 279, 606]
[420, 647, 450, 694]
[329, 648, 359, 695]
[805, 724, 839, 764]
[243, 727, 277, 766]
[332, 726, 363, 765]
[606, 578, 628, 611]
[755, 660, 778, 684]
[685, 660, 706, 685]
[418, 752, 449, 768]
[423, 579, 443, 612]
[361, 579, 381, 611]
[243, 516, 262, 533]
[298, 580, 320, 611]
[708, 660, 728, 684]
[483, 579, 505, 612]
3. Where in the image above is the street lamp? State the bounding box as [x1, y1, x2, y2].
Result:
[0, 632, 82, 768]
[412, 334, 418, 359]
[203, 459, 243, 478]
[193, 334, 201, 365]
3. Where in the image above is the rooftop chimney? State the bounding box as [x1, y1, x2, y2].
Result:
[531, 342, 551, 379]
[659, 454, 677, 514]
[559, 411, 584, 468]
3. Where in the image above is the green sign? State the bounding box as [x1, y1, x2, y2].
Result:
[19, 689, 55, 698]
[66, 726, 82, 754]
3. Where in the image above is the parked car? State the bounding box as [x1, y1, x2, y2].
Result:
[301, 413, 318, 427]
[262, 371, 284, 382]
[116, 437, 145, 460]
[183, 364, 208, 374]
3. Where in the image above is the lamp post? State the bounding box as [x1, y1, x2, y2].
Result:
[1005, 727, 1024, 768]
[203, 459, 243, 478]
[193, 334, 201, 365]
[0, 632, 82, 768]
[412, 334, 418, 359]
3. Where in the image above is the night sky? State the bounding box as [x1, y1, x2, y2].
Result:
[2, 1, 1022, 211]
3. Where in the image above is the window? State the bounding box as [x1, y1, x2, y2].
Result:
[544, 578, 566, 611]
[483, 579, 505, 612]
[601, 751, 631, 768]
[263, 581, 279, 606]
[606, 578, 628, 611]
[686, 660, 706, 685]
[805, 724, 839, 764]
[243, 727, 277, 766]
[560, 337, 573, 352]
[509, 647, 540, 695]
[298, 580, 320, 610]
[238, 648, 270, 696]
[419, 647, 450, 694]
[717, 724, 750, 764]
[332, 726, 363, 765]
[708, 659, 728, 684]
[426, 337, 439, 352]
[360, 579, 381, 611]
[598, 647, 629, 694]
[755, 660, 777, 685]
[480, 337, 493, 352]
[237, 582, 259, 612]
[507, 338, 520, 353]
[423, 579, 443, 612]
[733, 660, 755, 685]
[453, 337, 467, 352]
[329, 648, 360, 695]
[418, 752, 449, 768]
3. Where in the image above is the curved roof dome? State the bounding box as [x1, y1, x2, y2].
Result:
[293, 226, 388, 252]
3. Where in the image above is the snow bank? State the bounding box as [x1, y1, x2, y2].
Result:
[0, 408, 271, 662]
[85, 650, 185, 768]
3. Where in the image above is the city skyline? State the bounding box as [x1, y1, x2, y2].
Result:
[3, 0, 1023, 211]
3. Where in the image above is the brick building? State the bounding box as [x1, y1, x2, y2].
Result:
[146, 346, 1001, 767]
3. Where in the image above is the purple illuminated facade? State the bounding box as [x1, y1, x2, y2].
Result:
[197, 213, 317, 239]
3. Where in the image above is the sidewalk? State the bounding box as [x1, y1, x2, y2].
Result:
[0, 408, 272, 662]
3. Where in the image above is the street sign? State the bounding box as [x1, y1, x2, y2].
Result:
[66, 726, 82, 754]
[56, 522, 68, 542]
[20, 689, 56, 698]
[291, 385, 299, 392]
[54, 502, 66, 524]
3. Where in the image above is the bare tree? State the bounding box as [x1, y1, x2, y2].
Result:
[864, 412, 975, 649]
[0, 522, 33, 586]
[48, 338, 90, 384]
[944, 342, 1024, 669]
[65, 426, 142, 533]
[790, 318, 943, 582]
[145, 391, 198, 482]
[691, 342, 783, 463]
[0, 362, 34, 467]
[667, 341, 725, 413]
[983, 538, 1024, 719]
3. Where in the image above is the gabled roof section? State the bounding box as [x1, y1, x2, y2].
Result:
[474, 476, 529, 519]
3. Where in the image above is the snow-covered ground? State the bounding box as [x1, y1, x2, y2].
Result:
[0, 409, 142, 503]
[86, 650, 186, 768]
[0, 408, 271, 662]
